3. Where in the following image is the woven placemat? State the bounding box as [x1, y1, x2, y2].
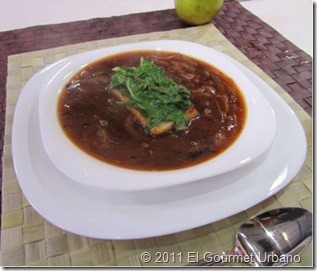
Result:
[1, 24, 312, 266]
[0, 1, 312, 220]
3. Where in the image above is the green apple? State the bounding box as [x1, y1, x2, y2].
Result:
[175, 0, 224, 25]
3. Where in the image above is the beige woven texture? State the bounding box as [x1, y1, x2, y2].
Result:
[1, 24, 313, 267]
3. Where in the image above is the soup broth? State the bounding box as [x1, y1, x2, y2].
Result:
[58, 51, 246, 171]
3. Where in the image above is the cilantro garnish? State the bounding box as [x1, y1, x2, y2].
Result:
[108, 58, 192, 133]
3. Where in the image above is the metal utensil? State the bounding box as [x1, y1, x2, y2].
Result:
[195, 207, 312, 266]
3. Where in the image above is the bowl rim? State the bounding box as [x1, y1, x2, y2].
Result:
[38, 40, 277, 191]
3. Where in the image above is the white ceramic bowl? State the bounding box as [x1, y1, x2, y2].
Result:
[38, 40, 277, 191]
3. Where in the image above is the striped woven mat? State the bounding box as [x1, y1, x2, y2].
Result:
[1, 23, 312, 266]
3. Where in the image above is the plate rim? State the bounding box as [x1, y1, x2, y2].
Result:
[11, 51, 307, 239]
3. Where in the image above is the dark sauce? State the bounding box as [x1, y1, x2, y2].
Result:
[58, 51, 246, 171]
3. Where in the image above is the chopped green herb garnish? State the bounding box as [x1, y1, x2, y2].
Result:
[108, 58, 192, 133]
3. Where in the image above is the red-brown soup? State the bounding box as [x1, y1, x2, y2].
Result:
[58, 51, 246, 171]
